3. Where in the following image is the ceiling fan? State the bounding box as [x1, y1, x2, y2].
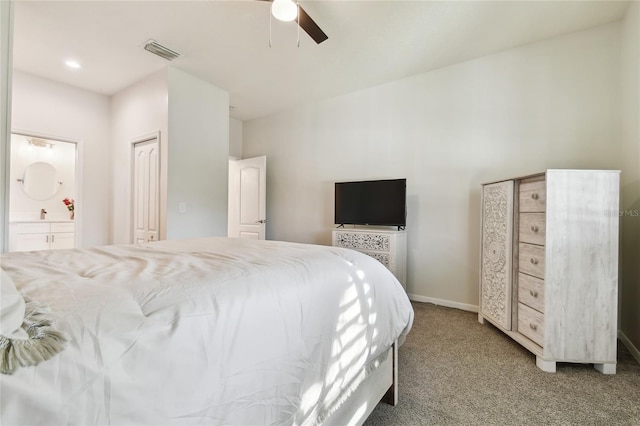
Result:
[259, 0, 328, 44]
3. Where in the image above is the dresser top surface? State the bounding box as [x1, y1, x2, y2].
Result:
[11, 220, 74, 224]
[482, 169, 620, 186]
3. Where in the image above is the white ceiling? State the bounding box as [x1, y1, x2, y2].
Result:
[12, 0, 630, 121]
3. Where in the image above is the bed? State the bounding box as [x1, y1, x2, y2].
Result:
[0, 236, 413, 425]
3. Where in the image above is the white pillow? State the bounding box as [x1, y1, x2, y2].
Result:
[0, 269, 28, 340]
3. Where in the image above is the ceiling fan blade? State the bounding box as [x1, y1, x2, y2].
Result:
[258, 0, 328, 44]
[296, 4, 328, 44]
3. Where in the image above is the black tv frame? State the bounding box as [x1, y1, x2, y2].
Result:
[334, 178, 407, 231]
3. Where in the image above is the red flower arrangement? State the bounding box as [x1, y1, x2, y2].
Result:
[62, 198, 74, 212]
[63, 198, 75, 219]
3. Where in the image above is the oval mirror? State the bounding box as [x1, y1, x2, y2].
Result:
[21, 162, 60, 200]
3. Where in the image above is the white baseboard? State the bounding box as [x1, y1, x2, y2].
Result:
[408, 294, 479, 313]
[619, 330, 640, 365]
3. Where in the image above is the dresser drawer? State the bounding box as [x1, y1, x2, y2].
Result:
[16, 223, 50, 234]
[51, 223, 74, 233]
[519, 179, 546, 212]
[333, 231, 391, 253]
[518, 273, 544, 313]
[518, 302, 544, 347]
[519, 243, 545, 279]
[360, 250, 390, 268]
[519, 213, 545, 246]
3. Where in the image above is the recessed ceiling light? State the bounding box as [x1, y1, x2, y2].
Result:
[65, 60, 81, 69]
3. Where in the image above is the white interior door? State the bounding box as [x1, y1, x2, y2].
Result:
[228, 156, 266, 239]
[132, 137, 159, 243]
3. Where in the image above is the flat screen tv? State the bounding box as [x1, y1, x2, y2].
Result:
[334, 178, 406, 229]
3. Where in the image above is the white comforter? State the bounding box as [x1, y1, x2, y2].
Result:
[0, 237, 413, 426]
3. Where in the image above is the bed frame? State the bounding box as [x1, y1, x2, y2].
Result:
[322, 341, 398, 425]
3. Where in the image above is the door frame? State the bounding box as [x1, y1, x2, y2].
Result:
[130, 131, 161, 243]
[11, 129, 83, 249]
[0, 1, 13, 253]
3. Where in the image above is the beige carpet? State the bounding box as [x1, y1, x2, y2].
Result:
[364, 302, 640, 425]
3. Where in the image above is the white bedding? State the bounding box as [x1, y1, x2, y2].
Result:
[0, 237, 413, 426]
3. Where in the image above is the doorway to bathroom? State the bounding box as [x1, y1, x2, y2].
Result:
[8, 133, 79, 251]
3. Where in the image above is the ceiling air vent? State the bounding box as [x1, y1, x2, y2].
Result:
[143, 40, 180, 61]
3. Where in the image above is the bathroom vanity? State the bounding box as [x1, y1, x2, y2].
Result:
[9, 220, 75, 252]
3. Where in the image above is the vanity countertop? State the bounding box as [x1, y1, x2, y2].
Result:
[10, 219, 74, 224]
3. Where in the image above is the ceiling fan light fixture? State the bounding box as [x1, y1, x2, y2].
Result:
[271, 0, 298, 22]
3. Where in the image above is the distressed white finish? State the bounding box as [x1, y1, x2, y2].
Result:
[517, 273, 544, 313]
[543, 170, 619, 371]
[479, 180, 514, 331]
[332, 228, 407, 290]
[517, 302, 544, 347]
[594, 363, 617, 374]
[518, 213, 546, 246]
[480, 170, 620, 374]
[536, 356, 557, 373]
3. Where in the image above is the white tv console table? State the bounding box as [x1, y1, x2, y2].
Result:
[332, 227, 407, 290]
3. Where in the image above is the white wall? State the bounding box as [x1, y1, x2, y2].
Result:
[9, 134, 76, 220]
[11, 71, 111, 248]
[620, 1, 640, 357]
[230, 117, 243, 159]
[110, 70, 168, 244]
[244, 23, 623, 307]
[166, 68, 229, 239]
[10, 66, 229, 247]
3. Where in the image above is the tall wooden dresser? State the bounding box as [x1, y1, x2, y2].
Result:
[478, 170, 620, 373]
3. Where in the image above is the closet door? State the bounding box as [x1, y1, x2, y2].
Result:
[480, 180, 514, 330]
[132, 137, 160, 243]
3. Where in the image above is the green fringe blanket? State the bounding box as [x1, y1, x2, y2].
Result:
[0, 298, 68, 375]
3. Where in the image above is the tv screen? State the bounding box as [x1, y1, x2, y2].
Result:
[334, 178, 406, 228]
